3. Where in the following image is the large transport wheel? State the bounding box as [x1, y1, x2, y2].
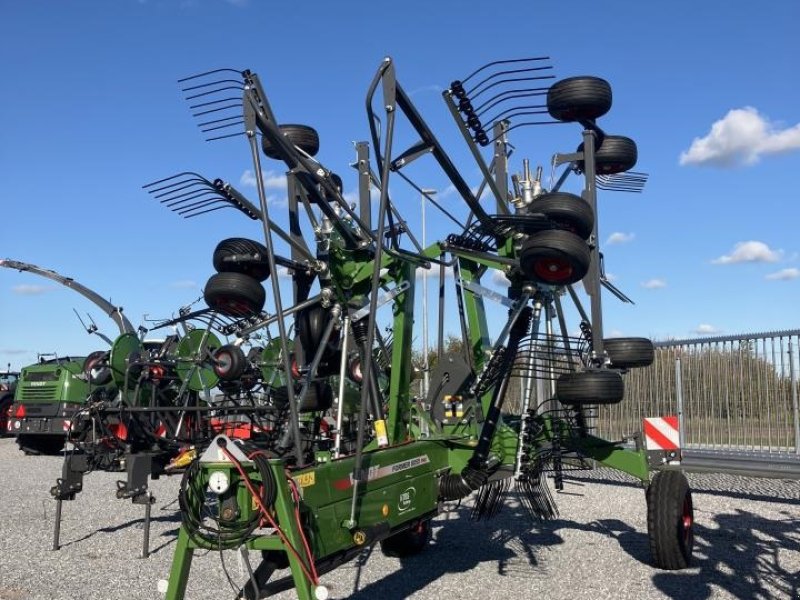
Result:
[578, 135, 638, 175]
[547, 76, 612, 122]
[213, 238, 271, 282]
[556, 369, 624, 405]
[16, 434, 65, 456]
[519, 229, 590, 285]
[604, 337, 655, 369]
[379, 518, 433, 558]
[647, 469, 694, 570]
[204, 272, 265, 318]
[530, 192, 595, 240]
[261, 124, 320, 159]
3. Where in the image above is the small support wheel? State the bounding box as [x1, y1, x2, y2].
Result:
[647, 469, 694, 570]
[529, 192, 595, 240]
[261, 124, 320, 159]
[204, 272, 266, 318]
[578, 135, 638, 175]
[213, 344, 247, 381]
[519, 229, 590, 285]
[556, 368, 624, 405]
[547, 76, 612, 122]
[379, 519, 432, 558]
[604, 337, 655, 369]
[213, 238, 271, 282]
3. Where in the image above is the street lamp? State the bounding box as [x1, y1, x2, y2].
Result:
[421, 188, 437, 399]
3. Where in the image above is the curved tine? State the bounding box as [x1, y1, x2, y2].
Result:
[191, 96, 246, 111]
[474, 88, 549, 116]
[174, 199, 221, 214]
[152, 181, 215, 200]
[482, 106, 547, 126]
[469, 73, 556, 102]
[179, 204, 233, 218]
[460, 56, 550, 85]
[148, 177, 211, 197]
[197, 113, 247, 128]
[142, 171, 207, 190]
[163, 190, 222, 208]
[201, 120, 245, 134]
[206, 131, 246, 142]
[181, 79, 243, 94]
[178, 68, 244, 83]
[191, 103, 243, 118]
[466, 65, 554, 97]
[185, 86, 244, 102]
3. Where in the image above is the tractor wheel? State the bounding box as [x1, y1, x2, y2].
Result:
[547, 76, 612, 122]
[380, 519, 432, 558]
[647, 469, 694, 570]
[261, 124, 320, 159]
[204, 272, 265, 318]
[604, 337, 655, 369]
[84, 350, 112, 385]
[519, 229, 590, 285]
[578, 135, 638, 175]
[213, 344, 247, 381]
[530, 192, 595, 240]
[556, 369, 624, 405]
[213, 238, 271, 282]
[17, 435, 65, 456]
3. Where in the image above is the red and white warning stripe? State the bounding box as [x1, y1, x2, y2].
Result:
[643, 416, 680, 451]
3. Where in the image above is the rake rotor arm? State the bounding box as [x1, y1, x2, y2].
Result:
[0, 258, 135, 334]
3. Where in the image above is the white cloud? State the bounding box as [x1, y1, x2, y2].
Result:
[604, 272, 618, 283]
[240, 169, 286, 190]
[606, 329, 625, 338]
[694, 324, 721, 335]
[606, 232, 634, 245]
[170, 280, 197, 289]
[765, 268, 800, 281]
[0, 348, 28, 355]
[641, 278, 666, 289]
[680, 107, 800, 167]
[491, 270, 509, 287]
[712, 241, 781, 265]
[277, 267, 293, 279]
[12, 284, 51, 295]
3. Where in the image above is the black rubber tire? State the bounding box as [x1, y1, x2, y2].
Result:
[578, 135, 638, 175]
[213, 238, 271, 282]
[547, 76, 612, 122]
[380, 519, 432, 558]
[647, 469, 694, 570]
[0, 393, 13, 434]
[17, 434, 65, 456]
[261, 124, 320, 159]
[530, 192, 595, 240]
[204, 272, 265, 318]
[556, 369, 624, 405]
[604, 337, 655, 369]
[213, 344, 247, 381]
[519, 229, 590, 285]
[84, 350, 112, 385]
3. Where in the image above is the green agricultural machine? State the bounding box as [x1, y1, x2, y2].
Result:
[54, 56, 695, 596]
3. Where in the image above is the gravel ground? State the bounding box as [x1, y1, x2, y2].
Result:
[0, 437, 798, 600]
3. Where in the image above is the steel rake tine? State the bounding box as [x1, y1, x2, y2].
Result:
[154, 183, 215, 202]
[474, 88, 550, 116]
[142, 172, 210, 191]
[459, 56, 551, 86]
[469, 71, 556, 101]
[201, 120, 245, 134]
[177, 67, 244, 84]
[167, 194, 225, 212]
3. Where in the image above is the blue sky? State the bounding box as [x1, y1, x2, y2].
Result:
[1, 0, 799, 370]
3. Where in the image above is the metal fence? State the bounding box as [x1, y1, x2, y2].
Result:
[596, 329, 800, 459]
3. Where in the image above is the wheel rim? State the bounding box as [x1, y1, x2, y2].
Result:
[681, 495, 694, 551]
[533, 256, 574, 283]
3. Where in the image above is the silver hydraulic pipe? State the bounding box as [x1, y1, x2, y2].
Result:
[333, 315, 350, 459]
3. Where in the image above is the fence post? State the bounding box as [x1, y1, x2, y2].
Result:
[675, 356, 686, 449]
[790, 340, 800, 454]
